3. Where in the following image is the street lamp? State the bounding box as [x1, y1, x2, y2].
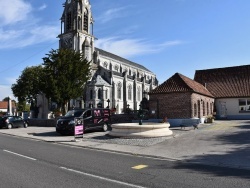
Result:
[107, 99, 110, 108]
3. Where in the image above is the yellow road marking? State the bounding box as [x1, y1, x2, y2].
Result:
[132, 165, 148, 170]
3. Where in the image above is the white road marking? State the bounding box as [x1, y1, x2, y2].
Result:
[60, 166, 147, 188]
[3, 150, 37, 161]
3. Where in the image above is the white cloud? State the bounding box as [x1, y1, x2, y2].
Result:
[38, 4, 47, 11]
[0, 25, 58, 49]
[95, 37, 184, 58]
[0, 0, 32, 26]
[160, 40, 185, 47]
[97, 7, 128, 23]
[0, 1, 58, 49]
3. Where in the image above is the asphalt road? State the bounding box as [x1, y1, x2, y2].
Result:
[0, 134, 250, 188]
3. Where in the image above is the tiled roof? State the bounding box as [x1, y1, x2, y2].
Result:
[0, 101, 7, 109]
[0, 101, 16, 109]
[95, 48, 152, 73]
[149, 73, 213, 97]
[194, 64, 250, 98]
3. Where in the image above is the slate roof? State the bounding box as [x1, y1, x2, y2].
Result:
[89, 75, 111, 86]
[95, 48, 152, 73]
[149, 73, 213, 97]
[194, 64, 250, 98]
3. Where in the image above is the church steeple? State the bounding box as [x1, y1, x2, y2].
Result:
[59, 0, 94, 54]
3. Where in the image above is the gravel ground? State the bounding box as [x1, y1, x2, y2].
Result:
[82, 134, 171, 146]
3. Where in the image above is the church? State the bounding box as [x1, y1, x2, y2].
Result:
[58, 0, 158, 114]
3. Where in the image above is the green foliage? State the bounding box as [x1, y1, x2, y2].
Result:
[2, 97, 9, 101]
[42, 48, 91, 110]
[16, 101, 30, 112]
[11, 48, 90, 113]
[11, 65, 44, 107]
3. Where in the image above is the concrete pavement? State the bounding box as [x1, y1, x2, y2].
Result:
[1, 120, 250, 170]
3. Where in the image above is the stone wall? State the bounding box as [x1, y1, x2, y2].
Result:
[28, 119, 56, 127]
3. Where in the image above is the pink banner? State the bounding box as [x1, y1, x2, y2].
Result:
[75, 125, 84, 135]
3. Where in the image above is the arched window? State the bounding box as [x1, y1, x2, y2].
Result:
[137, 87, 141, 101]
[211, 102, 214, 115]
[203, 101, 205, 116]
[145, 88, 149, 99]
[78, 16, 81, 30]
[90, 90, 93, 99]
[128, 85, 132, 100]
[83, 8, 88, 32]
[66, 12, 72, 31]
[117, 83, 122, 99]
[98, 88, 102, 99]
[194, 103, 197, 117]
[207, 102, 209, 115]
[103, 61, 108, 68]
[198, 100, 200, 118]
[105, 89, 108, 99]
[115, 65, 119, 71]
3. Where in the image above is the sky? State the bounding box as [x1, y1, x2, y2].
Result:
[1, 0, 250, 101]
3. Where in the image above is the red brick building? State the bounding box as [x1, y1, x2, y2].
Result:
[149, 65, 250, 121]
[149, 73, 214, 119]
[0, 101, 16, 115]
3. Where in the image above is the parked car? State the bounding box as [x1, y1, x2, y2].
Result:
[56, 108, 111, 135]
[0, 116, 28, 129]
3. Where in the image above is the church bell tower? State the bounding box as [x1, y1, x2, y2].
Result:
[59, 0, 94, 62]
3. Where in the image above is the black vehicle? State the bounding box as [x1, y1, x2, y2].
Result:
[56, 108, 111, 135]
[0, 116, 28, 129]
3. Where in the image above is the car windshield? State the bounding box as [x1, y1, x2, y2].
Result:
[64, 110, 84, 117]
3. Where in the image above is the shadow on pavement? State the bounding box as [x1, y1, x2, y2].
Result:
[172, 120, 250, 178]
[32, 132, 60, 137]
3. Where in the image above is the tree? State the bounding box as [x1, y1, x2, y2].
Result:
[42, 48, 90, 113]
[11, 65, 45, 110]
[2, 97, 10, 101]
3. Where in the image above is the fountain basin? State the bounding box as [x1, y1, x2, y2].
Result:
[109, 122, 173, 138]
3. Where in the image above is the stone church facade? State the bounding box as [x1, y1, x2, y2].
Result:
[58, 0, 158, 113]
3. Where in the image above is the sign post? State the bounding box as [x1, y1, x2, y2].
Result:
[74, 117, 84, 141]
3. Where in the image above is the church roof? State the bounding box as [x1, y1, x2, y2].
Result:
[194, 64, 250, 98]
[149, 73, 214, 97]
[89, 75, 111, 86]
[95, 48, 152, 73]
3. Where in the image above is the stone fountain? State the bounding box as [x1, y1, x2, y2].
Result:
[109, 106, 173, 138]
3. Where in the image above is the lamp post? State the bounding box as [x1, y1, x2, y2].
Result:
[107, 99, 110, 109]
[138, 104, 144, 125]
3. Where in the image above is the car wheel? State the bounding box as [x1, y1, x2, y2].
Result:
[102, 123, 109, 132]
[24, 122, 28, 128]
[7, 124, 12, 129]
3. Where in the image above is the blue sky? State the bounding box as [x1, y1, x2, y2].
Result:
[1, 0, 250, 101]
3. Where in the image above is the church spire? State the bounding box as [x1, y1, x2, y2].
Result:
[59, 0, 94, 53]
